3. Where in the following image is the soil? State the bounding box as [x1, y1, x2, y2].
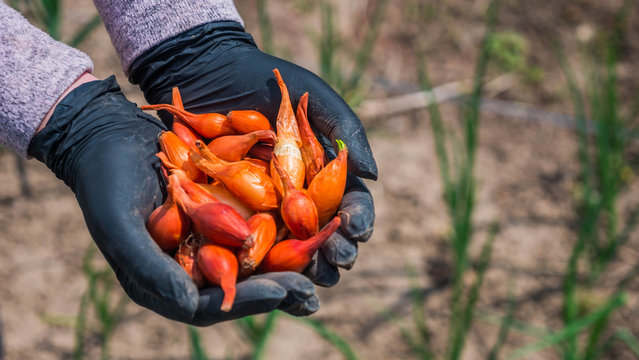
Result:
[2, 0, 639, 359]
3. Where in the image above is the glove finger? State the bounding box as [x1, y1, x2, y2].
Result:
[316, 131, 337, 159]
[96, 228, 199, 322]
[303, 251, 341, 288]
[338, 174, 375, 242]
[256, 272, 320, 316]
[189, 277, 287, 326]
[321, 229, 358, 270]
[101, 250, 199, 322]
[74, 143, 199, 322]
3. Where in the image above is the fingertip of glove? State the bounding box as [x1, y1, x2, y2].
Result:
[352, 159, 378, 181]
[253, 272, 320, 315]
[235, 277, 289, 301]
[304, 295, 320, 314]
[176, 279, 201, 316]
[339, 196, 375, 243]
[286, 295, 320, 317]
[322, 231, 358, 269]
[191, 278, 287, 325]
[205, 278, 287, 313]
[258, 272, 315, 295]
[155, 264, 200, 320]
[118, 266, 199, 323]
[304, 252, 341, 288]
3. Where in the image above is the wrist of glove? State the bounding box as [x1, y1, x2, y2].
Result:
[130, 21, 377, 287]
[27, 77, 319, 324]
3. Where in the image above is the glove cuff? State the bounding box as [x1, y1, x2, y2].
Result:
[128, 21, 257, 110]
[94, 0, 244, 75]
[27, 76, 166, 190]
[27, 77, 118, 186]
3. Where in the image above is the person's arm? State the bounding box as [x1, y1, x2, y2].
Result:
[0, 3, 93, 156]
[2, 2, 319, 324]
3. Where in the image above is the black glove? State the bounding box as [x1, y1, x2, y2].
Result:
[129, 21, 377, 287]
[28, 77, 319, 325]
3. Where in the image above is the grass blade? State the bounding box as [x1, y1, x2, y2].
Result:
[448, 221, 499, 360]
[72, 246, 97, 360]
[487, 275, 517, 360]
[188, 326, 208, 360]
[596, 202, 639, 277]
[14, 155, 31, 197]
[235, 316, 259, 343]
[68, 14, 101, 47]
[594, 327, 639, 358]
[561, 213, 589, 358]
[582, 310, 613, 360]
[295, 317, 359, 360]
[400, 326, 433, 360]
[344, 0, 389, 93]
[615, 264, 639, 294]
[478, 312, 551, 339]
[234, 312, 279, 360]
[257, 0, 274, 54]
[505, 292, 627, 360]
[445, 2, 502, 358]
[416, 51, 452, 203]
[463, 0, 500, 167]
[319, 0, 340, 89]
[616, 328, 639, 356]
[405, 266, 434, 360]
[590, 0, 638, 280]
[251, 312, 278, 360]
[554, 41, 591, 193]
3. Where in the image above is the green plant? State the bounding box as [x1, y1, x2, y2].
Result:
[233, 311, 359, 360]
[256, 0, 274, 55]
[488, 30, 546, 85]
[478, 3, 639, 358]
[478, 290, 632, 359]
[597, 328, 639, 357]
[316, 0, 388, 108]
[73, 245, 128, 360]
[398, 266, 434, 360]
[294, 316, 359, 360]
[489, 31, 528, 73]
[401, 1, 503, 359]
[234, 312, 279, 360]
[254, 0, 388, 105]
[13, 0, 101, 46]
[486, 276, 517, 360]
[554, 1, 639, 358]
[504, 293, 628, 360]
[187, 326, 209, 360]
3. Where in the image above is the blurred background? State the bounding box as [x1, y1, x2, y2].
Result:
[2, 0, 639, 359]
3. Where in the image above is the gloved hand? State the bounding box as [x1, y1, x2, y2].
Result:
[129, 21, 377, 287]
[27, 76, 319, 325]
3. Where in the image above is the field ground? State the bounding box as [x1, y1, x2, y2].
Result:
[1, 0, 639, 359]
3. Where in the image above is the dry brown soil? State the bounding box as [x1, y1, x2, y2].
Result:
[2, 1, 639, 359]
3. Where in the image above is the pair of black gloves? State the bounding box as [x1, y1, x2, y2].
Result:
[28, 22, 377, 325]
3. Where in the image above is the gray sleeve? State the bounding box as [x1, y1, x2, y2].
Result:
[0, 3, 94, 157]
[93, 0, 244, 75]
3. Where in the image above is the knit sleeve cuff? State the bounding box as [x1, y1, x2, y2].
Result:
[0, 4, 94, 157]
[93, 0, 244, 75]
